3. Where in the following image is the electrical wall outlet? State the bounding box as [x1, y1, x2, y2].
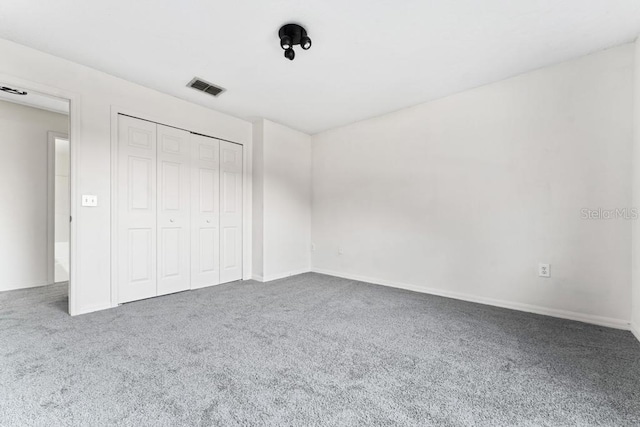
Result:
[311, 243, 316, 251]
[338, 246, 344, 255]
[539, 263, 550, 278]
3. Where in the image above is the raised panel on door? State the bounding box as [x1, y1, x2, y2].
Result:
[157, 125, 191, 296]
[190, 134, 220, 289]
[219, 141, 243, 284]
[117, 115, 157, 303]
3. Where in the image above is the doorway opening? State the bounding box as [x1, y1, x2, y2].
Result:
[0, 85, 71, 313]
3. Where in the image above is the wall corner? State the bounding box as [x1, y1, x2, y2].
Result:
[632, 38, 640, 329]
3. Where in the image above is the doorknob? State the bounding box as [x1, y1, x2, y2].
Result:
[169, 219, 175, 223]
[206, 220, 211, 223]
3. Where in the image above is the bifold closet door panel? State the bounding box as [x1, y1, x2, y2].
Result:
[157, 125, 191, 296]
[219, 141, 243, 284]
[117, 115, 158, 303]
[190, 134, 220, 289]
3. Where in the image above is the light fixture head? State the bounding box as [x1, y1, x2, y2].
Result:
[284, 48, 295, 61]
[280, 35, 292, 50]
[278, 23, 312, 61]
[300, 36, 312, 50]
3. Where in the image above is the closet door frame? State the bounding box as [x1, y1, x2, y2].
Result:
[110, 107, 251, 307]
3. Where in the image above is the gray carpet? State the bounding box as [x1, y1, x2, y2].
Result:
[1, 273, 639, 426]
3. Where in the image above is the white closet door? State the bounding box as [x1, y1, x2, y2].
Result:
[219, 141, 243, 284]
[157, 125, 191, 296]
[190, 134, 220, 289]
[117, 115, 157, 303]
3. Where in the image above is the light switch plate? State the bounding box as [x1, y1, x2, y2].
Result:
[82, 195, 98, 207]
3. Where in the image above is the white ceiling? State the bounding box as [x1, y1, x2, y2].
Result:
[1, 0, 639, 134]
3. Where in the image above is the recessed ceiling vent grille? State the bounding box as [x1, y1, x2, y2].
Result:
[187, 77, 225, 97]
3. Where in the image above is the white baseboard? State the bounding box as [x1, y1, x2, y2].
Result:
[259, 269, 311, 283]
[251, 275, 264, 282]
[1, 281, 50, 292]
[311, 268, 630, 330]
[632, 323, 640, 343]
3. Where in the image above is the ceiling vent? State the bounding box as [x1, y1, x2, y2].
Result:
[187, 77, 225, 97]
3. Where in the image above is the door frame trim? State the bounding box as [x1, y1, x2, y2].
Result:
[0, 72, 80, 315]
[110, 107, 251, 307]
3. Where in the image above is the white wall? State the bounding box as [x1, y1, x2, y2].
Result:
[0, 100, 68, 291]
[632, 39, 640, 339]
[312, 44, 634, 328]
[0, 39, 252, 315]
[253, 119, 311, 281]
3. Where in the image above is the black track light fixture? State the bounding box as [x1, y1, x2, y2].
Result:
[278, 23, 312, 61]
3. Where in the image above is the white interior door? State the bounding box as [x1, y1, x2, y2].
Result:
[157, 125, 191, 296]
[117, 115, 157, 303]
[219, 141, 243, 284]
[191, 134, 220, 289]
